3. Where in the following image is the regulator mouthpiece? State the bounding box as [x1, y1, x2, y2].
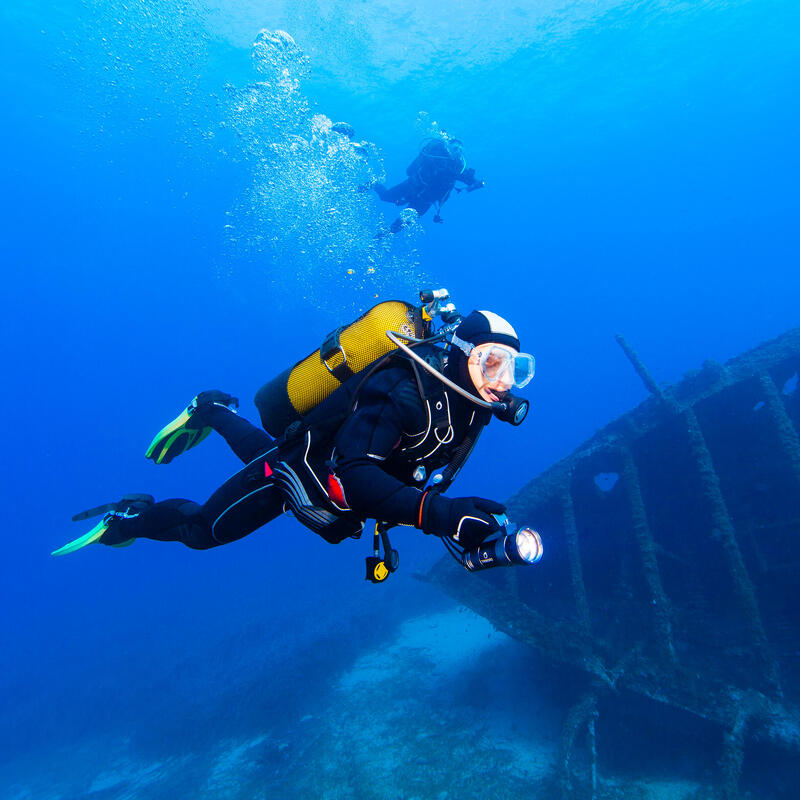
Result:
[493, 394, 529, 426]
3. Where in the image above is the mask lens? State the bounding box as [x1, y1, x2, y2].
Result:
[513, 353, 535, 388]
[480, 347, 514, 386]
[479, 347, 535, 389]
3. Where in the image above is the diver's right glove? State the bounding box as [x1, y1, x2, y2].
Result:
[418, 492, 506, 550]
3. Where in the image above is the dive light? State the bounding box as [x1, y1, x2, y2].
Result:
[461, 526, 543, 572]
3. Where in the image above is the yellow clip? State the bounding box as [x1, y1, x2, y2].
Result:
[373, 561, 389, 582]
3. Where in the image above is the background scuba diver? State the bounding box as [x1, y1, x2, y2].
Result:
[53, 306, 535, 572]
[373, 137, 485, 233]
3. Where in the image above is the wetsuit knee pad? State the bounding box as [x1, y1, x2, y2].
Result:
[177, 501, 203, 517]
[173, 501, 217, 550]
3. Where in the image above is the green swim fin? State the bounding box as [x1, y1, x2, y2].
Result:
[51, 516, 116, 556]
[52, 493, 154, 557]
[145, 390, 238, 465]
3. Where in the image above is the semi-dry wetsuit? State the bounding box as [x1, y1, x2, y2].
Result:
[102, 358, 494, 550]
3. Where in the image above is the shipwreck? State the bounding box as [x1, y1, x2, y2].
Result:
[425, 326, 800, 799]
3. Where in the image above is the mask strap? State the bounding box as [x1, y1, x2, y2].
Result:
[449, 333, 474, 357]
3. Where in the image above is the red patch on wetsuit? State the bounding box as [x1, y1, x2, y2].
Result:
[327, 473, 348, 507]
[264, 461, 273, 477]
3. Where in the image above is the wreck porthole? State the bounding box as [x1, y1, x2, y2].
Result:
[753, 401, 766, 412]
[782, 372, 798, 395]
[594, 472, 619, 492]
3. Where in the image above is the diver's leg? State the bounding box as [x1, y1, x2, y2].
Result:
[202, 461, 284, 545]
[374, 179, 413, 205]
[146, 390, 258, 465]
[411, 200, 431, 217]
[194, 403, 273, 464]
[102, 458, 283, 550]
[100, 498, 217, 550]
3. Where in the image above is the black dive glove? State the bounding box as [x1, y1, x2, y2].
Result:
[419, 492, 506, 550]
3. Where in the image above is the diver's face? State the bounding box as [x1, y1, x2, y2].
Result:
[467, 342, 515, 403]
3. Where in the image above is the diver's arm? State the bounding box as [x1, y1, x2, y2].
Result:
[456, 166, 484, 191]
[333, 376, 425, 525]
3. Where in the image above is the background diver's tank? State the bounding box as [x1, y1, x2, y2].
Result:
[254, 300, 428, 437]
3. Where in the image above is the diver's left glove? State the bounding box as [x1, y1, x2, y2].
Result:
[418, 492, 506, 550]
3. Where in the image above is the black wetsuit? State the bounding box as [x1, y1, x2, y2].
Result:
[105, 358, 491, 550]
[375, 140, 483, 229]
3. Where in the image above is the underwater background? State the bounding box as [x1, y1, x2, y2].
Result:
[2, 0, 799, 797]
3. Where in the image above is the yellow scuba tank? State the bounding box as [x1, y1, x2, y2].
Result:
[255, 300, 429, 437]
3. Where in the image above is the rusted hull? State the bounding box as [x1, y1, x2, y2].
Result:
[424, 327, 800, 791]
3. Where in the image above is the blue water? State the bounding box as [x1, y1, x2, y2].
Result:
[2, 0, 799, 797]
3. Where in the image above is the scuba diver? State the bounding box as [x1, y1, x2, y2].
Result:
[53, 291, 540, 580]
[373, 137, 484, 233]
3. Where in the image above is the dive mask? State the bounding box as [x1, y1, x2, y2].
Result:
[476, 344, 535, 389]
